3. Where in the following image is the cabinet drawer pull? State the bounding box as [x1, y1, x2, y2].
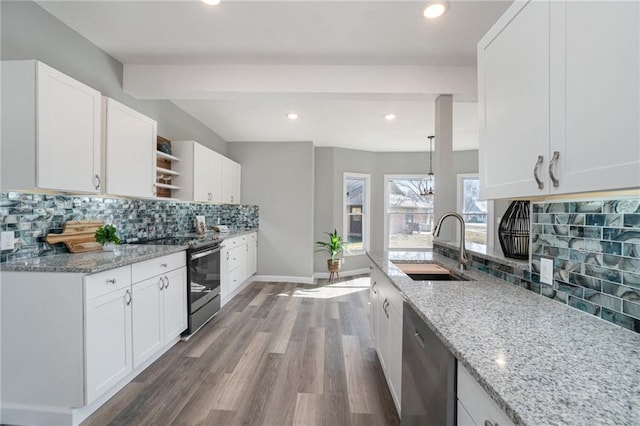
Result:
[106, 278, 117, 284]
[160, 263, 168, 268]
[533, 155, 544, 189]
[549, 150, 560, 188]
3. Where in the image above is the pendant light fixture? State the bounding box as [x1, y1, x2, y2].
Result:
[419, 135, 435, 196]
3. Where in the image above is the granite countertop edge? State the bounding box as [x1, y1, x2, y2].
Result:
[0, 229, 259, 274]
[367, 250, 640, 426]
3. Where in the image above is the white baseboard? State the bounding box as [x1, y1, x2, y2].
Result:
[313, 267, 371, 280]
[253, 275, 315, 285]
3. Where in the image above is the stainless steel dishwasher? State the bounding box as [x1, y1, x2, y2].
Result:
[401, 303, 456, 425]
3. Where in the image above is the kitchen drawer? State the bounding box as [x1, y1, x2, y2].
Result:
[224, 235, 246, 248]
[85, 266, 131, 300]
[131, 251, 186, 283]
[457, 363, 514, 426]
[228, 266, 244, 294]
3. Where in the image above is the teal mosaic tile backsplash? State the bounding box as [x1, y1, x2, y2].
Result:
[437, 197, 640, 335]
[0, 192, 259, 263]
[531, 198, 640, 333]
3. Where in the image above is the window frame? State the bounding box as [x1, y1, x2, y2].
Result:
[383, 174, 433, 252]
[343, 172, 371, 256]
[456, 173, 494, 248]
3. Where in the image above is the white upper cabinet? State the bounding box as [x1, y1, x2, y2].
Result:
[172, 140, 241, 204]
[548, 1, 640, 195]
[222, 157, 241, 204]
[478, 1, 640, 199]
[1, 60, 102, 193]
[103, 97, 157, 198]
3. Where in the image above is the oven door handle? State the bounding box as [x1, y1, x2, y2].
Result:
[190, 248, 221, 260]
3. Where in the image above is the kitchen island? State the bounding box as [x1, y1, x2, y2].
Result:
[368, 250, 640, 426]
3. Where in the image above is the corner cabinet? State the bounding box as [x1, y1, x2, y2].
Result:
[222, 157, 242, 204]
[478, 0, 640, 199]
[1, 60, 102, 193]
[103, 97, 157, 198]
[0, 252, 187, 425]
[370, 263, 402, 415]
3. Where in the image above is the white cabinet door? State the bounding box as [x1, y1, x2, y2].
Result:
[228, 244, 247, 287]
[457, 363, 515, 426]
[1, 61, 102, 193]
[549, 1, 640, 194]
[85, 287, 132, 404]
[457, 400, 477, 426]
[222, 157, 241, 204]
[104, 97, 157, 198]
[132, 276, 163, 369]
[369, 267, 381, 344]
[478, 0, 550, 199]
[193, 143, 223, 203]
[387, 299, 403, 409]
[162, 266, 187, 341]
[247, 236, 257, 277]
[220, 245, 231, 297]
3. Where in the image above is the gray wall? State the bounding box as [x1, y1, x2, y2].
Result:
[0, 1, 227, 154]
[228, 142, 315, 280]
[313, 148, 480, 274]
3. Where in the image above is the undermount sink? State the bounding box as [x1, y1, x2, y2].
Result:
[393, 262, 472, 282]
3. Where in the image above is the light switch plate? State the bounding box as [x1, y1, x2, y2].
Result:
[1, 231, 15, 251]
[540, 257, 553, 285]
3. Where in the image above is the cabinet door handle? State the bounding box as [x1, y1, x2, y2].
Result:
[372, 281, 377, 294]
[533, 155, 544, 189]
[125, 289, 132, 306]
[484, 421, 498, 426]
[226, 252, 230, 260]
[94, 174, 101, 190]
[549, 150, 560, 188]
[414, 330, 426, 349]
[159, 276, 166, 290]
[165, 276, 170, 289]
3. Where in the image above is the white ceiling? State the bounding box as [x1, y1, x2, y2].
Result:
[37, 0, 512, 152]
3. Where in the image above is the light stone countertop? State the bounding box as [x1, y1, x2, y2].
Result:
[0, 229, 258, 274]
[367, 251, 640, 426]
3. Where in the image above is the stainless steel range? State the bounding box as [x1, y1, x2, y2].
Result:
[137, 236, 221, 336]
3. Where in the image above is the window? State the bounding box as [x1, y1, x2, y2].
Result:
[457, 174, 489, 246]
[384, 175, 434, 251]
[344, 173, 370, 255]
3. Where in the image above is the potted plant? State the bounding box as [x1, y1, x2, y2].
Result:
[95, 224, 122, 252]
[315, 229, 345, 281]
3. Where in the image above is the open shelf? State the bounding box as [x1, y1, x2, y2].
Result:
[156, 136, 180, 199]
[156, 166, 180, 176]
[154, 182, 181, 190]
[156, 150, 180, 162]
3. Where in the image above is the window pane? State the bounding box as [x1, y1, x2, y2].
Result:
[387, 177, 434, 250]
[461, 177, 487, 245]
[345, 176, 367, 253]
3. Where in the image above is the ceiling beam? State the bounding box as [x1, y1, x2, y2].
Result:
[123, 64, 477, 100]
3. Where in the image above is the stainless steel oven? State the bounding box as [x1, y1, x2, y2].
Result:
[186, 243, 221, 335]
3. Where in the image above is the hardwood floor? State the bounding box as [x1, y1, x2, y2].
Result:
[82, 276, 400, 426]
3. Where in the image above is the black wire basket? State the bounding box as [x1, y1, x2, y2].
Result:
[498, 200, 530, 259]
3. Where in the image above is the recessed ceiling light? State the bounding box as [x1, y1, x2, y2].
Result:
[384, 113, 397, 121]
[287, 112, 299, 120]
[201, 0, 221, 6]
[423, 2, 447, 19]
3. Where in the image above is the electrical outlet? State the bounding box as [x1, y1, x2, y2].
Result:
[1, 231, 15, 251]
[540, 257, 554, 285]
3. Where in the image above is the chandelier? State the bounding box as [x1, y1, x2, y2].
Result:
[419, 135, 435, 196]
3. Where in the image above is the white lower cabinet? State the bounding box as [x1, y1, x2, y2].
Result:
[457, 363, 515, 426]
[221, 232, 257, 305]
[0, 251, 186, 425]
[370, 263, 402, 415]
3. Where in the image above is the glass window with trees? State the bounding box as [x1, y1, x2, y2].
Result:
[344, 173, 370, 254]
[458, 174, 488, 245]
[385, 176, 434, 250]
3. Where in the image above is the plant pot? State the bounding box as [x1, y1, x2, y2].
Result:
[327, 259, 342, 272]
[102, 242, 118, 252]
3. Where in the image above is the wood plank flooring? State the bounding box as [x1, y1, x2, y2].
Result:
[82, 276, 400, 426]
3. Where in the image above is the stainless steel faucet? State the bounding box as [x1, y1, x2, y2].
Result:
[433, 212, 468, 271]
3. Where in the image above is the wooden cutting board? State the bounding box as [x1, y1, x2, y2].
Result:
[45, 220, 104, 253]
